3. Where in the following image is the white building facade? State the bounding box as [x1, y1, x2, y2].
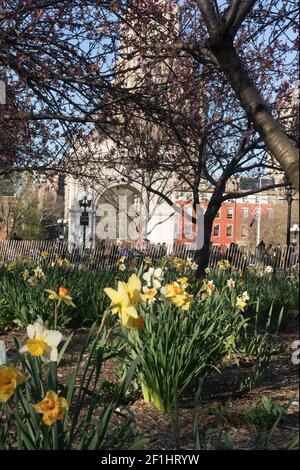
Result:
[64, 138, 176, 248]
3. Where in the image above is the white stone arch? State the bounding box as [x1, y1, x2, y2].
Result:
[93, 183, 144, 244]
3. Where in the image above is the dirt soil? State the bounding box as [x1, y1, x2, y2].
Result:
[1, 326, 299, 450]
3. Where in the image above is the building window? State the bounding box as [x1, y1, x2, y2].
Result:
[227, 208, 233, 219]
[242, 208, 249, 219]
[174, 223, 180, 238]
[241, 225, 248, 238]
[267, 208, 274, 219]
[226, 224, 233, 237]
[213, 225, 220, 237]
[215, 210, 220, 218]
[184, 224, 192, 237]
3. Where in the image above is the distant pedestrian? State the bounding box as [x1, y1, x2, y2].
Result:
[257, 240, 266, 262]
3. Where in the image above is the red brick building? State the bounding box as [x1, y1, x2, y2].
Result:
[174, 191, 278, 248]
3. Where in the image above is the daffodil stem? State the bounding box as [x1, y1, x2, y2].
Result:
[54, 302, 58, 329]
[52, 422, 58, 450]
[104, 327, 113, 347]
[98, 308, 110, 334]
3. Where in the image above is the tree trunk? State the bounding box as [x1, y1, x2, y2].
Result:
[194, 199, 221, 278]
[194, 217, 213, 278]
[209, 38, 299, 190]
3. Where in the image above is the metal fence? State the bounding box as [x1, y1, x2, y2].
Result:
[0, 240, 298, 273]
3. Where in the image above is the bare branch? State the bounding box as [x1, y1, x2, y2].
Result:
[196, 0, 221, 37]
[229, 0, 257, 37]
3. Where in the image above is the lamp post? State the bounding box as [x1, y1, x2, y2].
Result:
[57, 219, 68, 241]
[284, 176, 296, 246]
[78, 191, 92, 251]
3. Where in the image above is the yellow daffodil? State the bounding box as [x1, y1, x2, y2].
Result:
[218, 259, 231, 271]
[122, 274, 144, 304]
[20, 318, 62, 362]
[161, 282, 182, 299]
[235, 296, 247, 311]
[142, 286, 158, 304]
[203, 280, 215, 295]
[21, 269, 30, 281]
[177, 277, 189, 288]
[144, 256, 152, 265]
[27, 276, 39, 286]
[161, 282, 193, 311]
[174, 291, 193, 311]
[226, 278, 236, 289]
[104, 282, 140, 328]
[201, 280, 216, 300]
[40, 251, 49, 258]
[7, 262, 17, 272]
[119, 256, 127, 264]
[204, 267, 210, 274]
[45, 287, 76, 307]
[191, 262, 198, 271]
[34, 266, 45, 278]
[34, 390, 68, 426]
[173, 257, 185, 270]
[119, 263, 126, 271]
[177, 277, 189, 284]
[56, 258, 71, 267]
[0, 366, 25, 403]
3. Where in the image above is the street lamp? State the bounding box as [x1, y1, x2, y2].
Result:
[284, 176, 296, 246]
[57, 219, 68, 241]
[78, 191, 92, 251]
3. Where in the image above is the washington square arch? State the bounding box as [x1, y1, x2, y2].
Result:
[64, 138, 177, 249]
